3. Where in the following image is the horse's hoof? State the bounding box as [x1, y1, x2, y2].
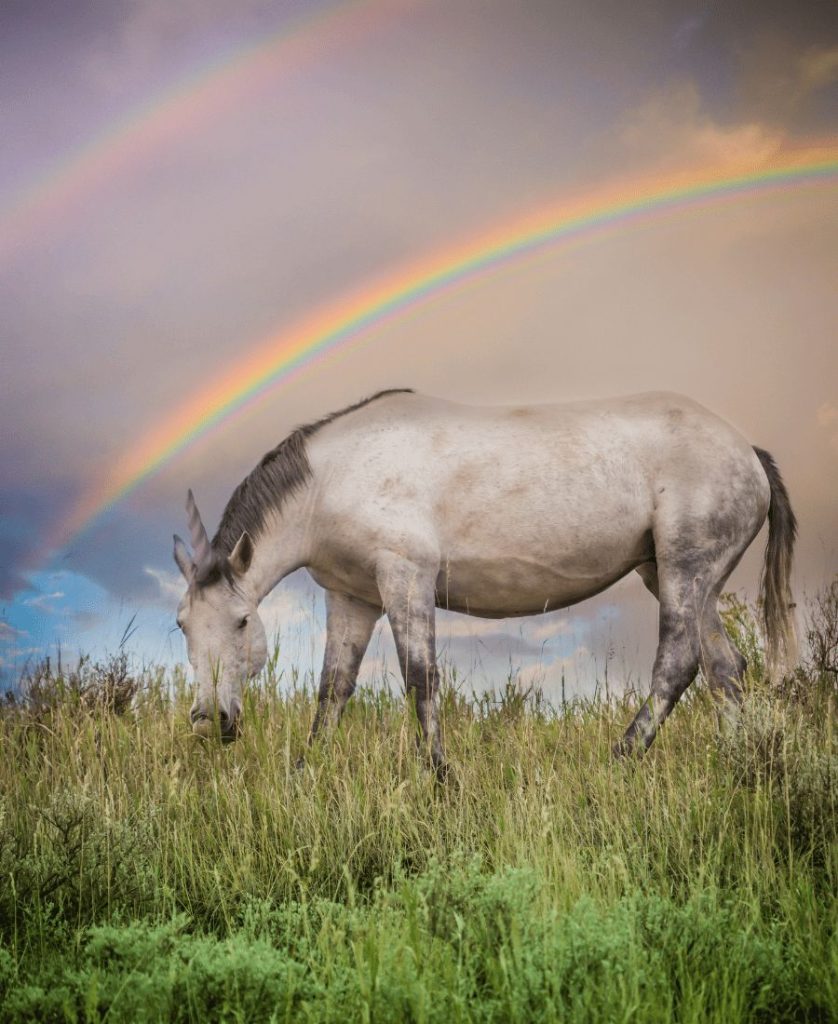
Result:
[612, 739, 639, 760]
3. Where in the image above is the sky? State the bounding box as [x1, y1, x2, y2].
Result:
[1, 0, 836, 700]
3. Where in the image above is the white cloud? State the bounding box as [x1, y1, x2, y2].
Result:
[817, 402, 838, 427]
[817, 402, 838, 455]
[524, 616, 576, 644]
[144, 565, 185, 602]
[22, 591, 64, 612]
[501, 642, 606, 702]
[260, 585, 323, 636]
[144, 566, 186, 603]
[0, 621, 27, 640]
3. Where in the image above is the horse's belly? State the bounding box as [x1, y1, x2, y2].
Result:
[437, 533, 652, 617]
[430, 476, 654, 615]
[437, 568, 620, 616]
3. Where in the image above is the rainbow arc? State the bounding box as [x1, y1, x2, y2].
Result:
[59, 145, 838, 549]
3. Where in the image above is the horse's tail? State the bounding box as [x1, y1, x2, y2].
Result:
[753, 447, 798, 677]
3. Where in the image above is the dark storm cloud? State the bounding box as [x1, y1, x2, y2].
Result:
[0, 486, 69, 598]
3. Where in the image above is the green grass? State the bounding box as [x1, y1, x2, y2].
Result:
[0, 624, 836, 1022]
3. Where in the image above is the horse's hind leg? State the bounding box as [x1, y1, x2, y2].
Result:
[618, 505, 763, 758]
[635, 562, 745, 729]
[616, 562, 706, 756]
[614, 532, 737, 757]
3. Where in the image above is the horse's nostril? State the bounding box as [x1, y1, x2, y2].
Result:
[190, 704, 238, 741]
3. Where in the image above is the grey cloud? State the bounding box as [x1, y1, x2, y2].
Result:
[69, 609, 105, 632]
[736, 38, 838, 131]
[0, 486, 68, 598]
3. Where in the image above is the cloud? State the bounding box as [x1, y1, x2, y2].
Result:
[480, 640, 612, 703]
[797, 46, 838, 94]
[0, 622, 28, 641]
[433, 610, 585, 671]
[0, 486, 67, 599]
[0, 647, 39, 674]
[80, 0, 284, 93]
[524, 616, 577, 644]
[817, 402, 838, 454]
[817, 403, 838, 427]
[69, 609, 106, 632]
[260, 576, 324, 638]
[672, 14, 707, 51]
[23, 591, 64, 613]
[738, 38, 838, 128]
[144, 566, 185, 603]
[616, 82, 783, 172]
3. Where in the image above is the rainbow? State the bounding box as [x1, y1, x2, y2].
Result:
[60, 146, 837, 548]
[0, 0, 409, 262]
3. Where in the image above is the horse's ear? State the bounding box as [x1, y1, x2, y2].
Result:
[228, 531, 254, 577]
[173, 534, 194, 582]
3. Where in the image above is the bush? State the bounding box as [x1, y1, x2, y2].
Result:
[15, 651, 140, 719]
[806, 579, 838, 682]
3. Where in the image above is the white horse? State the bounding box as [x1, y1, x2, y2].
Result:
[173, 389, 796, 772]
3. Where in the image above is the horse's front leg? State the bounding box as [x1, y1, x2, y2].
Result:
[306, 590, 380, 748]
[376, 551, 447, 777]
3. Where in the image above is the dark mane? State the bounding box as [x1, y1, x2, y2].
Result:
[210, 389, 414, 557]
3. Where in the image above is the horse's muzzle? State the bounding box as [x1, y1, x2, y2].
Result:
[191, 705, 240, 743]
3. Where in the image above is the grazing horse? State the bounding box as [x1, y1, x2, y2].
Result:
[173, 389, 796, 770]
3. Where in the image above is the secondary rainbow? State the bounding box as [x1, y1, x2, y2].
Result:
[0, 0, 408, 261]
[60, 147, 837, 548]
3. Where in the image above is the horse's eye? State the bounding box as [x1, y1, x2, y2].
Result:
[238, 616, 249, 630]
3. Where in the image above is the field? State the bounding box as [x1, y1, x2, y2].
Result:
[0, 595, 836, 1023]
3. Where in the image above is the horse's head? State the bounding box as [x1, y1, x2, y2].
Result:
[173, 490, 267, 742]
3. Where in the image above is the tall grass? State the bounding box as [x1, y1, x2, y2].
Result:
[0, 597, 836, 1022]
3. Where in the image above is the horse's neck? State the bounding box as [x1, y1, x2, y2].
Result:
[246, 486, 315, 602]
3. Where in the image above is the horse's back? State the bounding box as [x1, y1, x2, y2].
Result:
[310, 389, 760, 510]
